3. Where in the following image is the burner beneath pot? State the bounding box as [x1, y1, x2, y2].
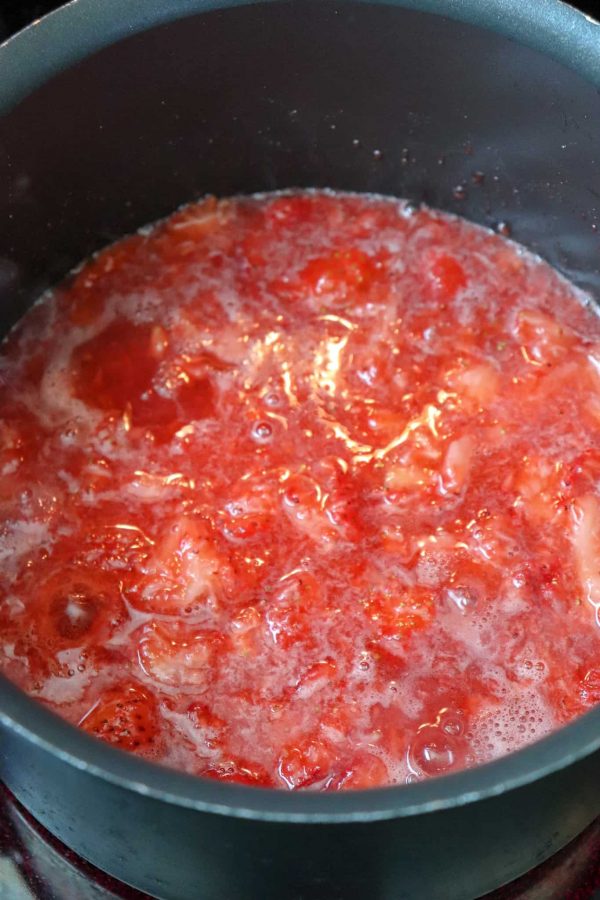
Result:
[0, 785, 149, 899]
[0, 786, 598, 900]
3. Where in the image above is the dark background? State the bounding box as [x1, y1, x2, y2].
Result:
[0, 0, 599, 40]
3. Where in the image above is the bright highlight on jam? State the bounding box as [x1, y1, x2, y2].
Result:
[1, 190, 599, 790]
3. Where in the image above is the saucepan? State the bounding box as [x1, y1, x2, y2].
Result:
[1, 1, 600, 898]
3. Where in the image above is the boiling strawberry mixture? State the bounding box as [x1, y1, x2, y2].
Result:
[0, 190, 599, 790]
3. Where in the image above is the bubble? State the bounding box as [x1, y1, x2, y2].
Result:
[444, 587, 471, 613]
[263, 390, 283, 408]
[442, 717, 464, 737]
[409, 724, 462, 777]
[415, 738, 455, 774]
[372, 149, 383, 161]
[252, 421, 273, 442]
[453, 185, 467, 201]
[513, 657, 547, 683]
[50, 586, 101, 640]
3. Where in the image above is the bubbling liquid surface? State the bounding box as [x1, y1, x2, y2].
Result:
[0, 190, 599, 790]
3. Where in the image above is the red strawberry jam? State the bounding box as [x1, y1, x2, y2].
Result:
[0, 190, 599, 790]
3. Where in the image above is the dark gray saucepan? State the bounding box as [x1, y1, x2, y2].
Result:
[1, 1, 600, 898]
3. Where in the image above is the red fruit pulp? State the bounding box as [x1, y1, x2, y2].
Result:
[0, 190, 599, 790]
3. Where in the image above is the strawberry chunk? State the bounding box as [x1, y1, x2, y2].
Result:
[579, 668, 600, 707]
[71, 318, 162, 416]
[563, 450, 600, 499]
[266, 572, 322, 649]
[33, 566, 126, 650]
[328, 752, 389, 790]
[299, 248, 379, 304]
[441, 435, 475, 494]
[278, 735, 338, 789]
[514, 309, 574, 365]
[137, 621, 228, 688]
[363, 584, 435, 641]
[79, 683, 159, 751]
[428, 254, 467, 299]
[133, 517, 229, 614]
[71, 318, 215, 440]
[202, 758, 274, 787]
